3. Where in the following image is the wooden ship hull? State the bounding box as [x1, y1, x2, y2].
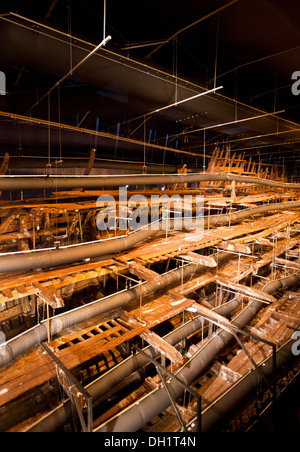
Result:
[0, 150, 299, 433]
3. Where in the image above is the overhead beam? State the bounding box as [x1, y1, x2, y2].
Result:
[0, 110, 201, 158]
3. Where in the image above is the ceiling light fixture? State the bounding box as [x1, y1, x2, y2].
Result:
[27, 34, 112, 114]
[149, 86, 223, 116]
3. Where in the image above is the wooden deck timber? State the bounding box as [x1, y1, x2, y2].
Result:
[0, 210, 299, 336]
[0, 229, 299, 411]
[0, 180, 299, 432]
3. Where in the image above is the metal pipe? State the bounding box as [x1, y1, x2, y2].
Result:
[0, 226, 155, 274]
[205, 200, 300, 227]
[94, 271, 300, 432]
[0, 172, 300, 191]
[0, 199, 299, 274]
[0, 252, 229, 368]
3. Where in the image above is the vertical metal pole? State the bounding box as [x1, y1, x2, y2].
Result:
[46, 303, 51, 343]
[203, 129, 206, 173]
[196, 395, 202, 433]
[156, 366, 186, 432]
[139, 280, 142, 323]
[48, 94, 51, 168]
[32, 216, 36, 250]
[272, 345, 277, 403]
[103, 0, 106, 42]
[66, 212, 70, 245]
[207, 204, 210, 231]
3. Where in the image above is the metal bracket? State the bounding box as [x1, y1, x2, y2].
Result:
[132, 344, 201, 432]
[40, 342, 93, 432]
[193, 311, 277, 402]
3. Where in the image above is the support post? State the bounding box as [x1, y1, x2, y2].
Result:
[132, 344, 202, 432]
[40, 342, 93, 432]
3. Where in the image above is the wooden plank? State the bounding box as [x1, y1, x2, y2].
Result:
[122, 213, 300, 263]
[139, 330, 184, 364]
[0, 208, 22, 235]
[55, 324, 146, 369]
[0, 258, 118, 292]
[272, 231, 290, 239]
[238, 193, 277, 204]
[128, 295, 195, 326]
[272, 311, 300, 324]
[275, 257, 300, 270]
[190, 302, 234, 329]
[178, 252, 217, 268]
[127, 261, 162, 284]
[0, 153, 9, 175]
[216, 241, 252, 255]
[50, 308, 124, 348]
[33, 283, 64, 309]
[167, 274, 216, 299]
[255, 237, 274, 247]
[232, 213, 300, 245]
[0, 304, 23, 322]
[1, 288, 14, 299]
[211, 362, 241, 383]
[216, 277, 277, 304]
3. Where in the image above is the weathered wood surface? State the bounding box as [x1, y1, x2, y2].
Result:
[0, 258, 122, 304]
[191, 302, 235, 329]
[216, 241, 252, 255]
[178, 252, 217, 268]
[275, 257, 300, 270]
[33, 284, 64, 309]
[200, 295, 300, 406]
[127, 261, 162, 284]
[121, 212, 300, 263]
[0, 185, 299, 423]
[216, 277, 277, 304]
[139, 329, 184, 364]
[0, 293, 194, 407]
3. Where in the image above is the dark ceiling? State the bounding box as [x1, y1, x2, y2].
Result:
[0, 0, 300, 173]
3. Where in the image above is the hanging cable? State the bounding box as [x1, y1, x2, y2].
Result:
[103, 0, 106, 42]
[203, 129, 206, 173]
[58, 85, 63, 163]
[47, 93, 51, 173]
[173, 37, 178, 105]
[67, 0, 73, 73]
[214, 14, 220, 90]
